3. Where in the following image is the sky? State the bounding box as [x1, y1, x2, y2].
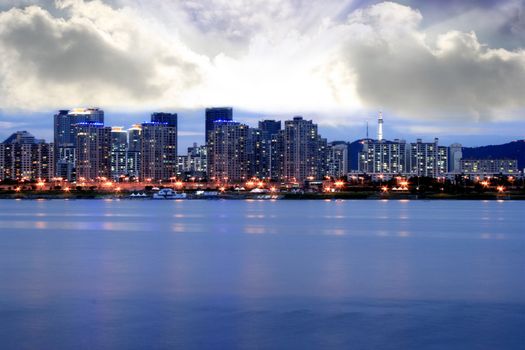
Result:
[0, 0, 524, 150]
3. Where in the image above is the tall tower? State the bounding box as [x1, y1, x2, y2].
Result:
[378, 111, 383, 142]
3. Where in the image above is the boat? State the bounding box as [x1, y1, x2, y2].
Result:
[195, 190, 219, 198]
[153, 188, 187, 199]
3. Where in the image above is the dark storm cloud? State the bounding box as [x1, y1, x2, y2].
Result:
[340, 2, 525, 121]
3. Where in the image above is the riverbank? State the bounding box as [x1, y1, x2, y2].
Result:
[1, 190, 524, 200]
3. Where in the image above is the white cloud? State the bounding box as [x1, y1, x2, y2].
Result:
[0, 0, 523, 125]
[0, 0, 206, 110]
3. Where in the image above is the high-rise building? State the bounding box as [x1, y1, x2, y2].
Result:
[205, 107, 233, 144]
[208, 120, 249, 182]
[140, 114, 178, 181]
[110, 127, 128, 180]
[255, 120, 282, 180]
[248, 128, 272, 179]
[0, 144, 5, 180]
[0, 132, 54, 181]
[277, 116, 327, 182]
[409, 138, 448, 177]
[33, 143, 54, 181]
[126, 124, 142, 179]
[53, 108, 104, 180]
[358, 139, 408, 175]
[327, 141, 349, 178]
[177, 143, 208, 180]
[75, 122, 111, 181]
[449, 143, 463, 173]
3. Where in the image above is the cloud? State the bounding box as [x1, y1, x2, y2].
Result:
[0, 121, 19, 128]
[0, 0, 523, 126]
[338, 1, 525, 121]
[395, 125, 484, 136]
[0, 0, 205, 110]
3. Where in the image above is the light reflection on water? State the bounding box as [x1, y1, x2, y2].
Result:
[0, 199, 523, 349]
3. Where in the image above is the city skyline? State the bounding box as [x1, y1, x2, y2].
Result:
[0, 0, 524, 147]
[1, 107, 521, 185]
[1, 107, 524, 151]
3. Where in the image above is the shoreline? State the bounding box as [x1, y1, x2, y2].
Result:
[1, 192, 524, 200]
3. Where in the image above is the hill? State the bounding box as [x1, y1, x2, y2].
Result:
[462, 140, 525, 170]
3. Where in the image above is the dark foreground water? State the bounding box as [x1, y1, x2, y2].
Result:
[0, 199, 524, 349]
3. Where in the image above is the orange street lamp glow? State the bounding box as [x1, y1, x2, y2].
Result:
[381, 186, 389, 192]
[175, 181, 184, 188]
[37, 181, 45, 188]
[497, 186, 505, 193]
[63, 187, 70, 192]
[335, 181, 344, 188]
[219, 186, 226, 192]
[15, 187, 21, 192]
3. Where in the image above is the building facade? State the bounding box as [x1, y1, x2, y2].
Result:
[460, 159, 518, 175]
[0, 132, 54, 181]
[75, 122, 111, 181]
[327, 141, 349, 178]
[276, 116, 327, 182]
[53, 108, 104, 180]
[177, 143, 207, 180]
[449, 143, 463, 173]
[409, 139, 448, 177]
[110, 127, 128, 180]
[359, 139, 408, 175]
[140, 117, 178, 181]
[208, 120, 249, 182]
[358, 138, 448, 177]
[126, 124, 142, 179]
[248, 128, 272, 179]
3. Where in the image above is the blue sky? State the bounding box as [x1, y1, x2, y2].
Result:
[0, 0, 524, 149]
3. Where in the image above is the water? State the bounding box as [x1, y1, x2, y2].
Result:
[0, 199, 524, 349]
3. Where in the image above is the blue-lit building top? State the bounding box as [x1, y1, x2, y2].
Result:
[206, 107, 233, 143]
[151, 112, 177, 128]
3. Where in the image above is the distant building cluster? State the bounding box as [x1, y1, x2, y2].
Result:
[0, 107, 520, 183]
